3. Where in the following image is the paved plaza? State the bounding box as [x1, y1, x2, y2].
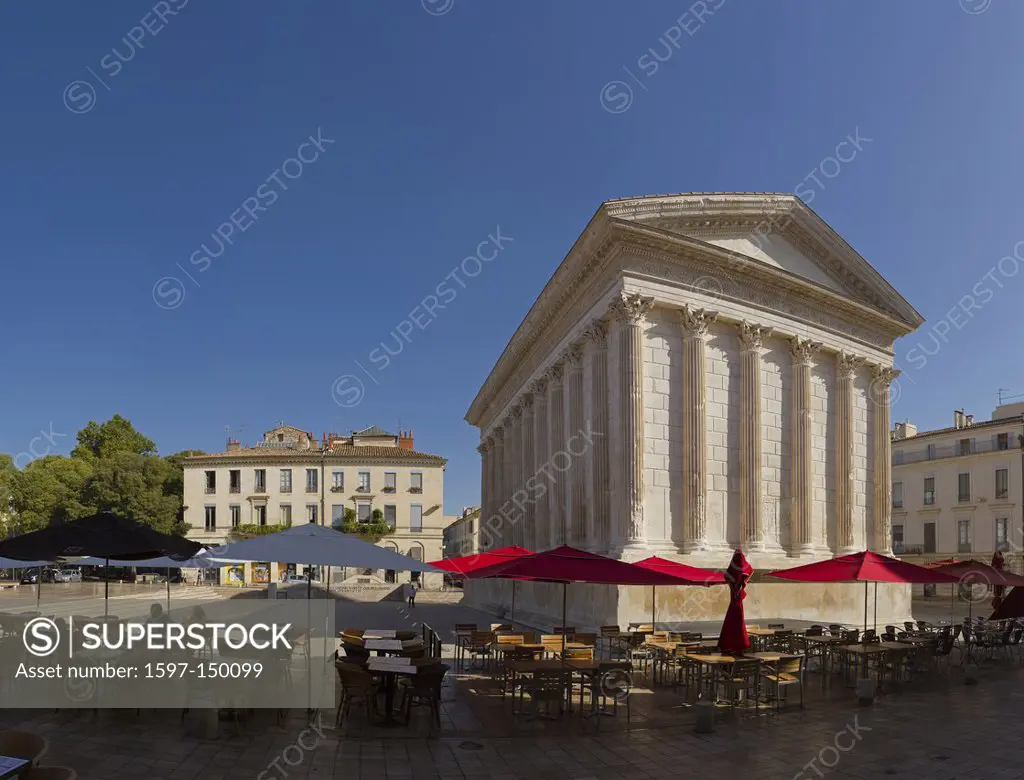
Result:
[0, 586, 1017, 778]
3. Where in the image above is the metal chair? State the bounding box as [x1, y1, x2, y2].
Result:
[763, 654, 804, 710]
[400, 664, 448, 729]
[518, 669, 569, 720]
[715, 659, 761, 711]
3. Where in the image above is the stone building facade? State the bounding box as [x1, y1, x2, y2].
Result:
[465, 193, 924, 629]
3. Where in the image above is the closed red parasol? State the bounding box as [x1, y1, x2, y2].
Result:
[718, 549, 753, 655]
[991, 551, 1006, 610]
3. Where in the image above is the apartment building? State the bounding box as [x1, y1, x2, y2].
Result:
[443, 506, 481, 559]
[891, 403, 1024, 569]
[183, 424, 447, 585]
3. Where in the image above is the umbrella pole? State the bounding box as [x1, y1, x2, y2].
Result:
[105, 558, 109, 617]
[873, 582, 877, 633]
[561, 582, 567, 657]
[863, 581, 867, 634]
[36, 570, 41, 612]
[652, 586, 656, 630]
[511, 581, 516, 624]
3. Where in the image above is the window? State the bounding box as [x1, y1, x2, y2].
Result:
[958, 438, 972, 456]
[280, 504, 292, 525]
[254, 469, 266, 493]
[998, 433, 1010, 451]
[358, 472, 370, 492]
[306, 504, 318, 524]
[997, 517, 1009, 551]
[893, 450, 904, 466]
[957, 519, 972, 553]
[229, 505, 240, 528]
[958, 473, 971, 503]
[924, 477, 935, 506]
[892, 481, 903, 509]
[204, 471, 216, 494]
[331, 471, 344, 491]
[229, 470, 241, 493]
[892, 524, 904, 552]
[306, 469, 318, 493]
[357, 503, 371, 522]
[927, 443, 936, 460]
[924, 522, 936, 553]
[204, 506, 216, 531]
[384, 472, 396, 493]
[996, 468, 1009, 499]
[410, 504, 423, 532]
[410, 472, 423, 493]
[331, 505, 344, 527]
[280, 469, 292, 493]
[409, 546, 423, 582]
[254, 505, 267, 527]
[384, 505, 396, 529]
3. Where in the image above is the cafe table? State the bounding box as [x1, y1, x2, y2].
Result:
[509, 659, 600, 714]
[685, 652, 751, 700]
[0, 756, 27, 779]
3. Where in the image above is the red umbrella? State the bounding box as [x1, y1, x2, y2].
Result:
[768, 551, 959, 632]
[468, 546, 690, 649]
[718, 549, 753, 654]
[429, 546, 533, 621]
[991, 585, 1024, 620]
[923, 557, 1024, 625]
[635, 556, 727, 629]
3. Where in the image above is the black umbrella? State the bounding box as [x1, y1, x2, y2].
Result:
[0, 512, 201, 616]
[0, 511, 201, 561]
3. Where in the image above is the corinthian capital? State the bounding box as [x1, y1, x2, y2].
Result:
[871, 364, 900, 390]
[736, 321, 771, 351]
[563, 343, 584, 369]
[529, 376, 548, 397]
[493, 424, 504, 440]
[609, 292, 654, 325]
[520, 393, 534, 412]
[476, 441, 489, 455]
[678, 304, 717, 338]
[545, 361, 564, 386]
[582, 319, 608, 347]
[836, 351, 865, 379]
[789, 336, 821, 364]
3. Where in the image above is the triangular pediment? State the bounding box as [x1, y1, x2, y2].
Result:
[604, 193, 923, 329]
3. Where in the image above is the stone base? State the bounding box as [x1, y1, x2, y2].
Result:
[464, 577, 912, 631]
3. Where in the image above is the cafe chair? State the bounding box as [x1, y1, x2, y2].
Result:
[573, 633, 598, 648]
[540, 634, 567, 659]
[335, 662, 379, 727]
[0, 731, 48, 766]
[600, 625, 624, 658]
[715, 659, 761, 711]
[501, 646, 540, 700]
[519, 669, 569, 720]
[593, 660, 633, 727]
[490, 624, 512, 633]
[467, 632, 495, 670]
[768, 629, 795, 653]
[828, 624, 844, 636]
[401, 664, 449, 729]
[20, 769, 76, 780]
[454, 623, 477, 669]
[762, 655, 804, 710]
[553, 626, 576, 636]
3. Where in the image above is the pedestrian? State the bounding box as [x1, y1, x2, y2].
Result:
[408, 580, 417, 608]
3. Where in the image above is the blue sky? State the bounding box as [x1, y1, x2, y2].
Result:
[1, 1, 1022, 512]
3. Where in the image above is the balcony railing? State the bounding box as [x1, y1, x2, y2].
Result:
[306, 485, 318, 493]
[281, 485, 292, 494]
[409, 487, 423, 494]
[356, 485, 371, 493]
[330, 486, 345, 493]
[382, 486, 396, 493]
[892, 500, 903, 509]
[204, 487, 216, 495]
[958, 542, 973, 554]
[229, 486, 241, 494]
[892, 543, 924, 555]
[895, 436, 1020, 465]
[958, 495, 971, 503]
[253, 484, 267, 494]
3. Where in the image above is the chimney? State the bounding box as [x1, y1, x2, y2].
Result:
[226, 438, 240, 452]
[954, 410, 964, 429]
[892, 422, 917, 440]
[399, 429, 414, 450]
[965, 414, 974, 427]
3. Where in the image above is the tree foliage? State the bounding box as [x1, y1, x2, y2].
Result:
[3, 415, 192, 537]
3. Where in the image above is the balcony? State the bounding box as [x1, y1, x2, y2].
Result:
[895, 435, 1022, 465]
[382, 486, 396, 494]
[892, 500, 903, 509]
[958, 495, 971, 504]
[892, 543, 923, 555]
[281, 487, 292, 494]
[229, 485, 241, 494]
[253, 484, 268, 495]
[305, 486, 318, 494]
[409, 487, 423, 494]
[204, 487, 216, 495]
[356, 486, 371, 494]
[330, 486, 346, 493]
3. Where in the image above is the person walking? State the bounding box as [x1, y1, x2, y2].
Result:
[407, 580, 417, 608]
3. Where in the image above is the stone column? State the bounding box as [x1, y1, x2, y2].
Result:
[584, 320, 610, 552]
[490, 425, 504, 551]
[546, 363, 565, 548]
[789, 337, 821, 554]
[519, 394, 534, 550]
[507, 405, 522, 548]
[564, 344, 586, 547]
[835, 352, 863, 553]
[477, 439, 490, 549]
[609, 293, 653, 551]
[737, 322, 770, 549]
[679, 304, 716, 553]
[871, 365, 899, 554]
[530, 378, 549, 550]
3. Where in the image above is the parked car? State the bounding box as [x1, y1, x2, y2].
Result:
[59, 568, 82, 582]
[20, 569, 39, 585]
[283, 574, 309, 585]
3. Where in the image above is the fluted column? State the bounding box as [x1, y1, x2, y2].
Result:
[679, 305, 716, 553]
[610, 293, 653, 551]
[508, 405, 522, 547]
[789, 337, 821, 554]
[477, 439, 490, 550]
[835, 353, 862, 553]
[584, 320, 610, 552]
[490, 425, 504, 551]
[546, 363, 565, 548]
[871, 365, 899, 554]
[564, 344, 586, 547]
[530, 378, 549, 550]
[519, 395, 534, 550]
[737, 322, 770, 549]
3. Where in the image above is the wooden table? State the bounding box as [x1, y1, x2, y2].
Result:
[836, 642, 914, 681]
[508, 659, 601, 715]
[0, 756, 27, 779]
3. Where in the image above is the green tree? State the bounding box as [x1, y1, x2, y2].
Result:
[72, 415, 157, 460]
[10, 456, 93, 532]
[80, 452, 186, 535]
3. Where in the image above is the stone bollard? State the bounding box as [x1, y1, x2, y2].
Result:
[856, 677, 874, 705]
[695, 700, 715, 733]
[268, 582, 278, 600]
